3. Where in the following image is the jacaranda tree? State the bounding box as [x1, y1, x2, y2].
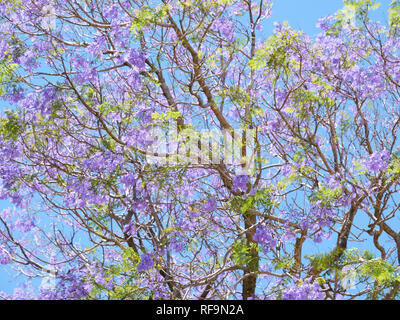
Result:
[1, 0, 400, 300]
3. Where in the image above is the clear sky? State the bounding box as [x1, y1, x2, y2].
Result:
[0, 0, 394, 296]
[265, 0, 391, 36]
[265, 0, 344, 35]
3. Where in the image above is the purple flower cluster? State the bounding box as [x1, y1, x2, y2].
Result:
[137, 253, 154, 272]
[1, 0, 400, 301]
[87, 35, 106, 58]
[14, 216, 36, 233]
[281, 278, 325, 300]
[104, 4, 120, 21]
[71, 54, 98, 84]
[232, 174, 250, 193]
[281, 163, 293, 176]
[214, 18, 235, 42]
[123, 221, 136, 236]
[0, 247, 11, 264]
[253, 225, 277, 249]
[38, 266, 92, 300]
[363, 149, 391, 173]
[266, 117, 281, 132]
[167, 232, 185, 253]
[120, 172, 137, 188]
[324, 173, 342, 190]
[125, 49, 147, 71]
[201, 197, 217, 212]
[82, 151, 123, 173]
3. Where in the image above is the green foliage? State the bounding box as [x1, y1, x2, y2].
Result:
[309, 185, 342, 206]
[387, 153, 400, 175]
[389, 0, 400, 31]
[151, 110, 182, 122]
[273, 256, 294, 271]
[230, 187, 273, 215]
[0, 59, 18, 97]
[359, 258, 398, 284]
[307, 247, 400, 298]
[306, 247, 345, 274]
[88, 248, 152, 300]
[227, 85, 250, 107]
[0, 110, 23, 141]
[307, 248, 375, 274]
[337, 111, 352, 135]
[0, 32, 24, 98]
[327, 0, 381, 36]
[362, 249, 374, 260]
[249, 22, 302, 74]
[231, 239, 258, 266]
[130, 4, 169, 34]
[100, 136, 116, 151]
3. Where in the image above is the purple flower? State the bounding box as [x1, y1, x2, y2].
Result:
[123, 221, 136, 236]
[14, 216, 35, 232]
[363, 149, 390, 173]
[201, 197, 217, 212]
[71, 54, 98, 83]
[125, 49, 146, 71]
[0, 247, 11, 264]
[214, 18, 235, 42]
[325, 173, 341, 189]
[121, 173, 137, 188]
[104, 5, 119, 20]
[281, 278, 325, 300]
[0, 38, 8, 60]
[94, 271, 106, 286]
[281, 163, 293, 176]
[267, 117, 281, 132]
[75, 67, 98, 84]
[71, 54, 87, 68]
[167, 236, 185, 253]
[254, 225, 277, 249]
[19, 50, 38, 72]
[7, 287, 35, 300]
[137, 253, 153, 272]
[233, 174, 250, 192]
[38, 88, 57, 114]
[87, 35, 106, 57]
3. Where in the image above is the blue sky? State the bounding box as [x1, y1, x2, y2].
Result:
[265, 0, 344, 35]
[266, 0, 391, 36]
[0, 0, 394, 296]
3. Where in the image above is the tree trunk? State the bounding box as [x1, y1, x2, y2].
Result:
[242, 213, 259, 300]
